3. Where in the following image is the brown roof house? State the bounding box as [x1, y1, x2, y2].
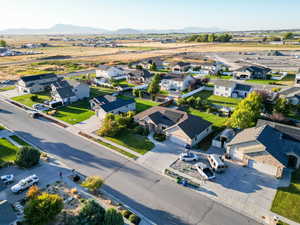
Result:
[134, 106, 212, 146]
[226, 122, 300, 178]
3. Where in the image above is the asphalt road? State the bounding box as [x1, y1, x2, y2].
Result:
[0, 100, 261, 225]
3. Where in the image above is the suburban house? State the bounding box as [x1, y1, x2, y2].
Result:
[171, 62, 191, 73]
[90, 95, 136, 119]
[295, 73, 300, 86]
[51, 80, 90, 104]
[17, 73, 59, 94]
[139, 58, 164, 70]
[279, 86, 300, 104]
[160, 73, 196, 92]
[234, 66, 271, 80]
[200, 61, 228, 75]
[226, 122, 300, 178]
[127, 69, 152, 84]
[96, 65, 127, 80]
[134, 106, 212, 146]
[0, 200, 17, 225]
[213, 80, 253, 98]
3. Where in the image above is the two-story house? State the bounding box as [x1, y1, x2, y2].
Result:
[96, 65, 127, 80]
[171, 62, 191, 73]
[160, 74, 196, 92]
[17, 73, 59, 94]
[234, 65, 271, 80]
[214, 80, 252, 98]
[126, 69, 152, 84]
[51, 80, 90, 104]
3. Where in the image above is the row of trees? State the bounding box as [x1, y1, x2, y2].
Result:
[188, 33, 232, 43]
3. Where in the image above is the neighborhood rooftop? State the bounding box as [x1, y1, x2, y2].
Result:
[20, 73, 57, 82]
[92, 95, 135, 112]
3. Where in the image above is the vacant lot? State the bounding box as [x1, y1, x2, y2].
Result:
[272, 169, 300, 223]
[0, 138, 19, 163]
[105, 131, 154, 155]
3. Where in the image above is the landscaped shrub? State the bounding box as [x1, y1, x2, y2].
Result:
[15, 146, 40, 168]
[153, 133, 166, 142]
[76, 199, 105, 225]
[103, 208, 124, 225]
[122, 209, 132, 219]
[81, 176, 103, 193]
[30, 95, 39, 101]
[128, 214, 141, 225]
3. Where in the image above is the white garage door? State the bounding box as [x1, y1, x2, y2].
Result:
[248, 160, 277, 176]
[169, 135, 187, 146]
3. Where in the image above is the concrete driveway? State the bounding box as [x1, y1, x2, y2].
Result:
[137, 134, 185, 173]
[73, 115, 101, 133]
[0, 89, 19, 99]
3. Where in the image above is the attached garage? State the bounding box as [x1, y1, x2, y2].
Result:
[248, 160, 278, 176]
[169, 135, 187, 146]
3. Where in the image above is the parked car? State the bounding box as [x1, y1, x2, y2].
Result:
[195, 163, 215, 180]
[179, 152, 199, 162]
[27, 110, 39, 118]
[207, 154, 226, 172]
[11, 174, 39, 193]
[1, 174, 14, 184]
[32, 103, 49, 112]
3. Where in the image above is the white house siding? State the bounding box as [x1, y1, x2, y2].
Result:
[96, 102, 136, 120]
[248, 160, 278, 176]
[73, 84, 90, 99]
[214, 86, 233, 97]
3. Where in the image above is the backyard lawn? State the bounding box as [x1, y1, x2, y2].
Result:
[120, 95, 159, 113]
[90, 86, 116, 97]
[0, 85, 15, 92]
[0, 138, 19, 163]
[52, 100, 95, 125]
[11, 92, 51, 107]
[194, 90, 241, 108]
[271, 169, 300, 223]
[105, 131, 154, 155]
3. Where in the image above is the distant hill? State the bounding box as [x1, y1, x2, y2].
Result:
[0, 24, 225, 35]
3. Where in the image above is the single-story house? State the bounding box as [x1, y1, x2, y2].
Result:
[226, 123, 300, 178]
[139, 58, 164, 70]
[17, 73, 59, 94]
[96, 65, 127, 80]
[0, 200, 17, 225]
[51, 80, 90, 104]
[213, 80, 253, 98]
[234, 66, 271, 80]
[134, 106, 212, 146]
[90, 95, 136, 119]
[127, 69, 152, 84]
[171, 62, 191, 73]
[278, 86, 300, 105]
[160, 73, 196, 92]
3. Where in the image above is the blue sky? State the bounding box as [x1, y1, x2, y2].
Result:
[1, 0, 299, 30]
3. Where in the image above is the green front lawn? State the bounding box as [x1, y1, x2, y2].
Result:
[10, 135, 30, 146]
[90, 86, 116, 98]
[194, 90, 241, 108]
[52, 100, 95, 124]
[0, 86, 15, 92]
[0, 138, 19, 163]
[105, 131, 154, 155]
[117, 80, 136, 87]
[12, 92, 51, 107]
[271, 169, 300, 223]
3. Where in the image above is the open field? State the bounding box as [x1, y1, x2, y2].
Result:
[271, 169, 300, 223]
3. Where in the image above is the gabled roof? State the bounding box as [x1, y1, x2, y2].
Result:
[161, 73, 185, 81]
[236, 65, 271, 73]
[91, 95, 135, 112]
[235, 83, 252, 91]
[52, 80, 76, 99]
[176, 115, 212, 139]
[20, 73, 57, 82]
[148, 111, 176, 127]
[174, 62, 191, 67]
[0, 200, 17, 225]
[127, 69, 152, 79]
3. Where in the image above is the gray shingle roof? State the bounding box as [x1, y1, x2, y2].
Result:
[149, 111, 176, 127]
[20, 73, 57, 82]
[92, 95, 135, 112]
[177, 115, 212, 139]
[235, 83, 252, 91]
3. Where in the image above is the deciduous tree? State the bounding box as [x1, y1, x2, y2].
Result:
[15, 146, 40, 168]
[103, 208, 124, 225]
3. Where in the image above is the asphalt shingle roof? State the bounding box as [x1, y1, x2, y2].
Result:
[20, 73, 57, 82]
[92, 95, 135, 112]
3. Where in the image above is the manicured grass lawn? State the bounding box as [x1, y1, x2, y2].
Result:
[187, 107, 227, 128]
[208, 75, 232, 80]
[271, 169, 300, 223]
[11, 92, 51, 107]
[194, 90, 241, 108]
[10, 135, 30, 146]
[53, 100, 95, 125]
[0, 85, 15, 92]
[90, 86, 116, 98]
[0, 138, 19, 163]
[120, 95, 159, 113]
[105, 131, 154, 155]
[117, 80, 136, 87]
[159, 90, 169, 96]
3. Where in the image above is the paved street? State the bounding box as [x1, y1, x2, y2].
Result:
[0, 100, 262, 225]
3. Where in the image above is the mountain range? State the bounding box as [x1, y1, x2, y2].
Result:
[0, 24, 224, 35]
